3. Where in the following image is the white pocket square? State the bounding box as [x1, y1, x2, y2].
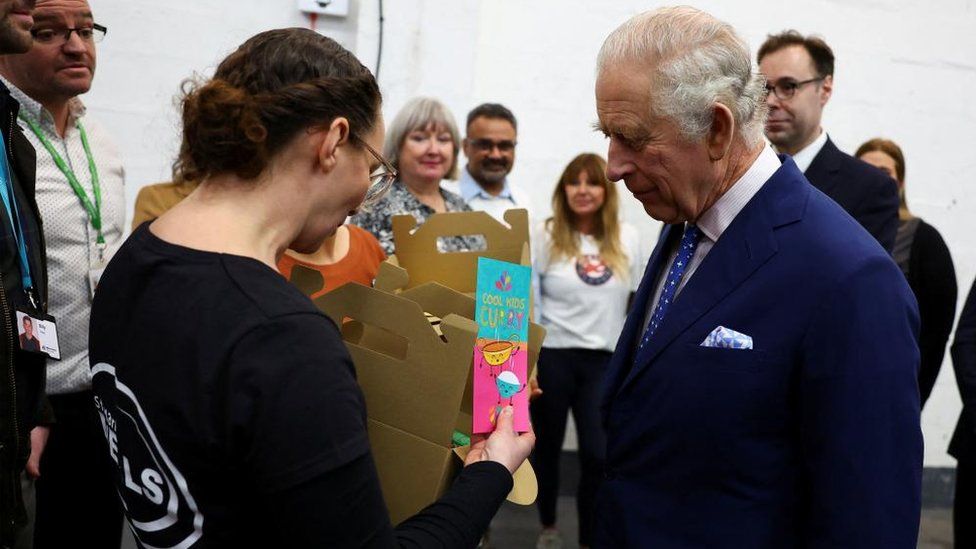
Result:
[701, 326, 753, 350]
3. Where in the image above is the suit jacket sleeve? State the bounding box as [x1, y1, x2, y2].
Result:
[799, 255, 922, 547]
[912, 222, 957, 406]
[952, 278, 976, 430]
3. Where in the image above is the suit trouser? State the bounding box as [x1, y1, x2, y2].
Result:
[32, 391, 122, 549]
[957, 459, 975, 547]
[530, 347, 609, 546]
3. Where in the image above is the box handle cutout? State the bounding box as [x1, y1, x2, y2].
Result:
[434, 234, 488, 253]
[341, 319, 410, 361]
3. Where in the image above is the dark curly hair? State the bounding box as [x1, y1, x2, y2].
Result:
[174, 28, 382, 183]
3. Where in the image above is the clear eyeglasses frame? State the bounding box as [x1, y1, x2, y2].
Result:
[358, 139, 397, 210]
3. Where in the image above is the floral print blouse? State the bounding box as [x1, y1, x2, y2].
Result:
[349, 180, 484, 255]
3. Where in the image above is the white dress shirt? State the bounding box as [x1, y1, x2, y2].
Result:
[3, 78, 127, 394]
[641, 145, 782, 334]
[788, 128, 828, 173]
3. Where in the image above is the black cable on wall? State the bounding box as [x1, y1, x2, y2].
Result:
[376, 0, 385, 80]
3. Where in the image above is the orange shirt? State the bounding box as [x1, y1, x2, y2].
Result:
[277, 225, 387, 299]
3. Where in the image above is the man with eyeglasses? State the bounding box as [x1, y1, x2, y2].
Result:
[759, 31, 899, 253]
[447, 103, 533, 222]
[0, 0, 125, 547]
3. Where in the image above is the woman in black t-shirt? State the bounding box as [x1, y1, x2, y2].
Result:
[88, 29, 534, 548]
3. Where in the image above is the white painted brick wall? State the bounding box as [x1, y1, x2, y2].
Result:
[83, 0, 976, 466]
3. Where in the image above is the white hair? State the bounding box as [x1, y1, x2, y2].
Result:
[597, 6, 767, 146]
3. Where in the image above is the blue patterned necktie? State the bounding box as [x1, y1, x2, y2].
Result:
[638, 223, 702, 350]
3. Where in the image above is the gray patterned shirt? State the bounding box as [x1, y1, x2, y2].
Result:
[3, 78, 126, 395]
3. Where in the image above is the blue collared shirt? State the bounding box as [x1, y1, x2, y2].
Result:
[443, 167, 532, 223]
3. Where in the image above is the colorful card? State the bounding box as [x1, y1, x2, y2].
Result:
[473, 257, 531, 434]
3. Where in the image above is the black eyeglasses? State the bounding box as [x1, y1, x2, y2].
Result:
[358, 139, 397, 209]
[468, 138, 516, 153]
[31, 23, 107, 46]
[764, 77, 824, 100]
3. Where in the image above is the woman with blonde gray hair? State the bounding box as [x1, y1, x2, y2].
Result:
[530, 153, 643, 549]
[351, 96, 479, 255]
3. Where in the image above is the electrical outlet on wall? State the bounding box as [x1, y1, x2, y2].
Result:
[297, 0, 349, 17]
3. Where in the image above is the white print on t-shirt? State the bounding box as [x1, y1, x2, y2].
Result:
[92, 363, 204, 549]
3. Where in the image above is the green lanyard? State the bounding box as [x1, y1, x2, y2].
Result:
[19, 114, 104, 248]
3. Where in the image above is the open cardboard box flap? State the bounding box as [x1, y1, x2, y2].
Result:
[316, 277, 541, 513]
[395, 281, 545, 434]
[390, 209, 531, 293]
[315, 283, 475, 446]
[394, 281, 543, 506]
[368, 419, 457, 524]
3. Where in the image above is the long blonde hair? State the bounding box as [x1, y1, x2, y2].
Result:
[546, 153, 629, 281]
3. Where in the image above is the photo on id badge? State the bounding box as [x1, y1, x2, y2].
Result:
[16, 310, 60, 360]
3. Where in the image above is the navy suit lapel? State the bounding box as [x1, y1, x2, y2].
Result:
[804, 138, 842, 196]
[620, 184, 784, 393]
[600, 223, 678, 410]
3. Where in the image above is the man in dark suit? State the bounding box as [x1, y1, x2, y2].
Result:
[950, 279, 976, 547]
[593, 7, 922, 547]
[758, 31, 899, 253]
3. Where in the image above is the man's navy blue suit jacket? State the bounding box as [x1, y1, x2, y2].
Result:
[594, 156, 922, 548]
[805, 137, 900, 253]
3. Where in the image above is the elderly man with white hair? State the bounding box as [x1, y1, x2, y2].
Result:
[593, 7, 922, 548]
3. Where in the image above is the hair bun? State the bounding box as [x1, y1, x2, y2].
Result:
[173, 28, 382, 184]
[178, 78, 269, 182]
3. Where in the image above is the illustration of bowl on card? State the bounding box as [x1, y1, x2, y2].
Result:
[496, 370, 524, 400]
[481, 335, 520, 365]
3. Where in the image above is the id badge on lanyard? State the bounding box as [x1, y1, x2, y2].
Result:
[0, 124, 60, 360]
[14, 308, 61, 360]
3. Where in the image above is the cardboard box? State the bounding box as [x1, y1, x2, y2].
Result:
[388, 278, 546, 444]
[316, 282, 477, 524]
[390, 209, 531, 294]
[317, 278, 545, 522]
[314, 208, 543, 524]
[397, 280, 544, 507]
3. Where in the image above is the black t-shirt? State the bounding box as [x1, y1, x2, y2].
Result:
[90, 224, 512, 548]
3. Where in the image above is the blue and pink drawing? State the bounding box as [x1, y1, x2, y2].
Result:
[473, 258, 531, 434]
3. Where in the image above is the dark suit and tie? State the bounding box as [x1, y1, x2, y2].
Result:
[594, 156, 922, 547]
[594, 9, 921, 546]
[804, 137, 900, 253]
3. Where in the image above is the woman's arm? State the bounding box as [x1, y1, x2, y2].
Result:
[264, 453, 511, 547]
[912, 222, 957, 406]
[233, 315, 533, 548]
